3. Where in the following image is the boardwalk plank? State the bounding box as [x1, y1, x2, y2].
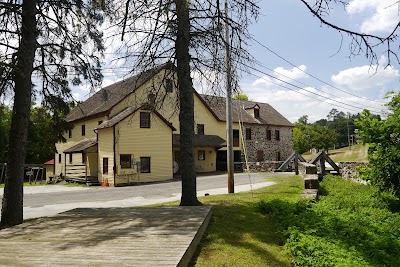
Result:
[0, 206, 212, 267]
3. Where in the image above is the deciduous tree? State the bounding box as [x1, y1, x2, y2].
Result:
[356, 92, 400, 196]
[111, 0, 259, 205]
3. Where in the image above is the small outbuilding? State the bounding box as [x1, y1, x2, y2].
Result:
[44, 159, 55, 183]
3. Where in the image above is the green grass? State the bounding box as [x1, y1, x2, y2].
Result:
[303, 144, 368, 162]
[64, 181, 87, 187]
[156, 175, 303, 267]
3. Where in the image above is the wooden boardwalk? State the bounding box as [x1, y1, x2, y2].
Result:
[0, 206, 212, 266]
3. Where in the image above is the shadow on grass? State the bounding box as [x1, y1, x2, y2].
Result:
[190, 204, 291, 267]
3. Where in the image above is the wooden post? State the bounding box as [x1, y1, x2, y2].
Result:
[294, 151, 299, 175]
[85, 152, 88, 185]
[320, 150, 326, 176]
[64, 153, 67, 179]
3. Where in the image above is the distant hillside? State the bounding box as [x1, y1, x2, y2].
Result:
[302, 144, 368, 162]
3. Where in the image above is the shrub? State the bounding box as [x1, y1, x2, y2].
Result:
[258, 175, 400, 267]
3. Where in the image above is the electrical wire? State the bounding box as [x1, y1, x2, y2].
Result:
[240, 63, 384, 114]
[253, 61, 381, 111]
[252, 38, 388, 104]
[238, 65, 382, 115]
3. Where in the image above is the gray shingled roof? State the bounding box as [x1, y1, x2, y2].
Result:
[173, 134, 226, 147]
[199, 95, 293, 127]
[96, 105, 176, 131]
[66, 62, 174, 122]
[97, 106, 139, 130]
[64, 139, 98, 153]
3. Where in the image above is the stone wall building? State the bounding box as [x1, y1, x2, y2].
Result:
[202, 96, 294, 167]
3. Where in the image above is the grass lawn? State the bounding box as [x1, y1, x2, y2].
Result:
[156, 175, 303, 267]
[303, 144, 368, 162]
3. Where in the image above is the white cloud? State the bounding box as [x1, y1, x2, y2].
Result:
[72, 92, 81, 101]
[241, 62, 393, 122]
[331, 62, 400, 91]
[251, 65, 308, 88]
[347, 0, 399, 33]
[273, 65, 308, 82]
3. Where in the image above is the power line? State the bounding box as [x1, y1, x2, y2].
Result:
[253, 61, 381, 111]
[240, 63, 384, 114]
[239, 67, 362, 114]
[252, 38, 387, 104]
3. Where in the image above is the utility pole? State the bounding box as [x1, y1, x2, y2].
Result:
[225, 0, 234, 193]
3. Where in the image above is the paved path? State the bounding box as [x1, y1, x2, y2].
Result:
[0, 172, 290, 219]
[0, 206, 212, 267]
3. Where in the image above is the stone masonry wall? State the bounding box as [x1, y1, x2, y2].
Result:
[245, 161, 282, 172]
[244, 125, 293, 162]
[338, 162, 368, 181]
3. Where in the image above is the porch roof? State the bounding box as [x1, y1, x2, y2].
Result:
[173, 134, 226, 148]
[64, 138, 98, 154]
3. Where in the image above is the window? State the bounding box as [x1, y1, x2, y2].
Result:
[82, 152, 86, 164]
[120, 154, 132, 169]
[69, 154, 72, 164]
[257, 150, 264, 162]
[103, 158, 109, 174]
[254, 108, 260, 118]
[246, 128, 252, 140]
[166, 79, 173, 93]
[68, 129, 72, 138]
[58, 154, 62, 163]
[233, 130, 240, 147]
[98, 120, 103, 125]
[140, 157, 151, 173]
[266, 129, 272, 141]
[275, 130, 280, 141]
[198, 150, 205, 161]
[81, 125, 86, 136]
[276, 151, 281, 161]
[197, 124, 204, 135]
[140, 112, 150, 128]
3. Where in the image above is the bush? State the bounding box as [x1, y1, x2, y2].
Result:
[258, 175, 400, 267]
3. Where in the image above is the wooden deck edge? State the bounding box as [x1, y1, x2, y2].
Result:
[177, 206, 213, 267]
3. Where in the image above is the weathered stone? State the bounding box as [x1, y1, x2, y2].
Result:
[298, 162, 318, 177]
[338, 161, 368, 182]
[243, 125, 293, 162]
[244, 161, 282, 172]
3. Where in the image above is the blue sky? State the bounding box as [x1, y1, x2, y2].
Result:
[71, 0, 400, 123]
[239, 0, 400, 122]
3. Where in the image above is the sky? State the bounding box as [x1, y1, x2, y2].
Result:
[70, 0, 400, 123]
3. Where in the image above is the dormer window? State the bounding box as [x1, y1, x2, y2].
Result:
[254, 108, 260, 118]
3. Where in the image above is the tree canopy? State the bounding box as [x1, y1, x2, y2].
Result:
[293, 108, 360, 153]
[0, 0, 105, 228]
[355, 91, 400, 196]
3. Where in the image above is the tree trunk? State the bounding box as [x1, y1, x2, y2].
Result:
[175, 0, 201, 206]
[0, 0, 37, 229]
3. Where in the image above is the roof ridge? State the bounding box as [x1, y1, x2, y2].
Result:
[66, 62, 174, 123]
